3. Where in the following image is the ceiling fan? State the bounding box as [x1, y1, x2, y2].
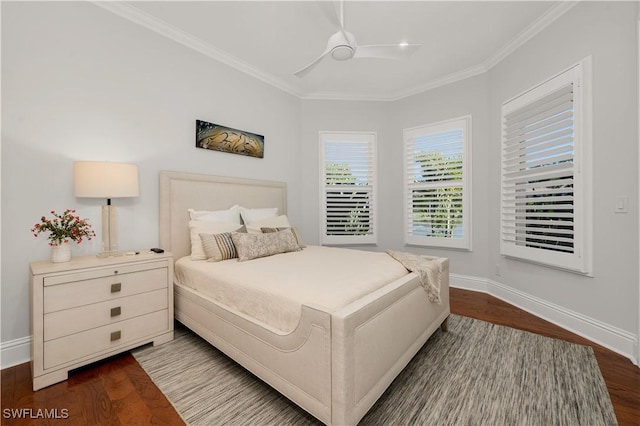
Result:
[294, 0, 421, 78]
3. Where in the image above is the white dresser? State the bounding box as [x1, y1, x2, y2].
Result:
[30, 252, 174, 390]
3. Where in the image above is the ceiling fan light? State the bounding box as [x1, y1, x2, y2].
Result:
[331, 45, 354, 61]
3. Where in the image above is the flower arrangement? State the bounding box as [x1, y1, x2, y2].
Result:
[31, 209, 96, 246]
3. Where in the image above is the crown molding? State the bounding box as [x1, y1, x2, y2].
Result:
[92, 0, 580, 102]
[389, 64, 488, 102]
[300, 63, 489, 102]
[300, 91, 396, 102]
[389, 1, 579, 101]
[482, 1, 580, 71]
[90, 1, 303, 99]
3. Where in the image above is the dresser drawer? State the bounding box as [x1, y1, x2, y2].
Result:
[44, 309, 168, 369]
[43, 268, 168, 313]
[44, 289, 168, 341]
[42, 261, 166, 286]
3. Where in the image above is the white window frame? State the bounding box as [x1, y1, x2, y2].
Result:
[319, 131, 377, 245]
[500, 58, 593, 275]
[403, 116, 472, 250]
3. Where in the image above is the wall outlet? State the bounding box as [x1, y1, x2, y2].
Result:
[495, 264, 501, 276]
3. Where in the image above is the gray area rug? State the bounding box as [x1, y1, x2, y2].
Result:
[132, 315, 617, 425]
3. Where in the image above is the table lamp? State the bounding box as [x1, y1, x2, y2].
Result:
[73, 161, 139, 257]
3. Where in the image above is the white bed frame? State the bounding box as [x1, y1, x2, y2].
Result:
[159, 171, 450, 425]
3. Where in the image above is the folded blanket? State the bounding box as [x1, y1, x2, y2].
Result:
[386, 250, 442, 304]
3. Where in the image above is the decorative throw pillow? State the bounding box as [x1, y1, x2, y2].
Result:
[239, 207, 279, 225]
[231, 228, 301, 262]
[200, 231, 237, 262]
[246, 214, 291, 233]
[188, 221, 243, 260]
[188, 205, 241, 224]
[261, 227, 306, 248]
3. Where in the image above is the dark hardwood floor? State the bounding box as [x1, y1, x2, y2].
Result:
[2, 288, 638, 425]
[1, 350, 184, 426]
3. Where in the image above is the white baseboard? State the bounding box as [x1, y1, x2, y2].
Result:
[450, 273, 489, 292]
[1, 336, 31, 369]
[2, 275, 637, 369]
[450, 273, 638, 365]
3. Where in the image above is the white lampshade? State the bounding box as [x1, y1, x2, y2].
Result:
[73, 161, 139, 257]
[74, 161, 139, 199]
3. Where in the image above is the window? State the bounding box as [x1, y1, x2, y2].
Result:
[320, 132, 377, 245]
[500, 59, 592, 274]
[403, 116, 471, 250]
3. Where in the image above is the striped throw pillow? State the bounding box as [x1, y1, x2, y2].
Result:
[200, 231, 239, 262]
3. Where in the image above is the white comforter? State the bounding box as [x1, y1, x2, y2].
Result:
[175, 246, 409, 333]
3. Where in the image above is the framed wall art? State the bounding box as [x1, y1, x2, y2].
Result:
[196, 120, 265, 159]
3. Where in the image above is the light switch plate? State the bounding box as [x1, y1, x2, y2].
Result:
[615, 196, 629, 213]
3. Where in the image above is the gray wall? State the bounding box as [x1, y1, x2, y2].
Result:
[298, 100, 388, 247]
[389, 74, 491, 278]
[298, 74, 491, 281]
[2, 1, 638, 364]
[298, 2, 639, 352]
[486, 1, 639, 332]
[1, 2, 302, 350]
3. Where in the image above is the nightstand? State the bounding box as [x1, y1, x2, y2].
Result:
[29, 252, 174, 391]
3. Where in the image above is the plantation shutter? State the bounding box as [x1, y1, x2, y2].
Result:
[320, 132, 377, 245]
[500, 61, 592, 274]
[404, 117, 471, 249]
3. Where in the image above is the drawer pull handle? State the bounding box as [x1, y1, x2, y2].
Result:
[110, 331, 121, 341]
[110, 306, 121, 317]
[110, 283, 122, 293]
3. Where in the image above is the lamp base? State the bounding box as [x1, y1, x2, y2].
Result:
[101, 204, 119, 255]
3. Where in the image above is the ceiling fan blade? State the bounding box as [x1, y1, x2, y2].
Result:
[317, 1, 343, 30]
[353, 44, 421, 60]
[316, 1, 350, 44]
[294, 47, 331, 78]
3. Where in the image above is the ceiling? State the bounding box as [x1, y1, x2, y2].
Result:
[101, 1, 575, 101]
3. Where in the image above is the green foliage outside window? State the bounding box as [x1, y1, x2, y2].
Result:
[325, 162, 371, 235]
[412, 152, 463, 239]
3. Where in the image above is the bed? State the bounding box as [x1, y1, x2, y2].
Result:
[159, 170, 450, 425]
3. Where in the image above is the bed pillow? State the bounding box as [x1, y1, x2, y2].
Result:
[245, 214, 291, 233]
[200, 231, 241, 262]
[231, 228, 300, 262]
[261, 227, 306, 249]
[188, 221, 243, 260]
[188, 205, 241, 224]
[239, 207, 279, 225]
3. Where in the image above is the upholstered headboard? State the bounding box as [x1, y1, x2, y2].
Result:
[159, 171, 287, 261]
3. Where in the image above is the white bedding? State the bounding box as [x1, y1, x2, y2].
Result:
[175, 245, 410, 333]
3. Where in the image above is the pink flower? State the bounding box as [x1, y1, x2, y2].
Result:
[31, 208, 96, 245]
